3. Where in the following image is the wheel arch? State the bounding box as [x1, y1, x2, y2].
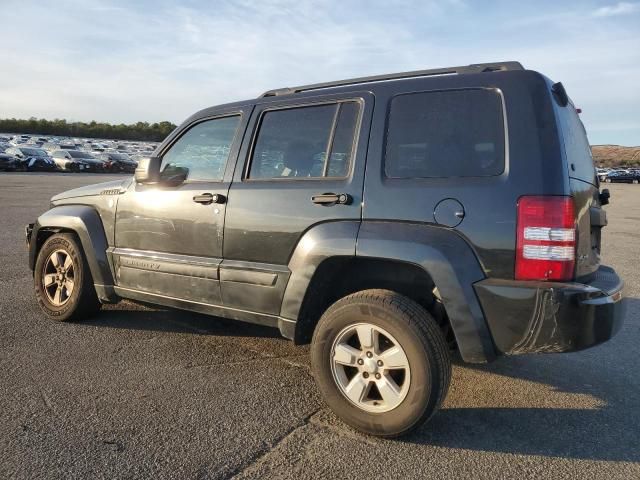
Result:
[280, 220, 497, 363]
[29, 205, 117, 302]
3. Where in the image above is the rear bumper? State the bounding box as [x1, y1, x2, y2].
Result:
[475, 265, 625, 355]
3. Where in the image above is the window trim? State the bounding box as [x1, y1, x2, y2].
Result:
[383, 87, 509, 180]
[243, 98, 364, 182]
[157, 112, 243, 184]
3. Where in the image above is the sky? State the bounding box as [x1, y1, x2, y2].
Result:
[0, 0, 639, 145]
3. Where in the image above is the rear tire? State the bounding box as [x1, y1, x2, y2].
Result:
[311, 289, 451, 437]
[34, 233, 101, 322]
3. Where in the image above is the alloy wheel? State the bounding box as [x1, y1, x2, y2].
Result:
[330, 323, 411, 413]
[42, 249, 75, 306]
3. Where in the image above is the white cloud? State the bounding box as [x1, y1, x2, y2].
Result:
[592, 1, 640, 17]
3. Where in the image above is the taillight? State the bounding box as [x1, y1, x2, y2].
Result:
[515, 196, 576, 281]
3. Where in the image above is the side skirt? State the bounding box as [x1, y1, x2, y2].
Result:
[113, 285, 296, 335]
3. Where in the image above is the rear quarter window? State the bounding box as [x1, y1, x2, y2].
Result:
[385, 88, 505, 178]
[554, 103, 596, 185]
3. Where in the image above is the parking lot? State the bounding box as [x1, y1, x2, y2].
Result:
[0, 173, 638, 479]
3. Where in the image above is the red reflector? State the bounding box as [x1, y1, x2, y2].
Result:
[515, 196, 576, 281]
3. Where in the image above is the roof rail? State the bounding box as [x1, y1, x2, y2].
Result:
[260, 61, 524, 97]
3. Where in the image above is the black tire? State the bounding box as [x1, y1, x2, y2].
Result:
[311, 289, 451, 437]
[34, 233, 101, 322]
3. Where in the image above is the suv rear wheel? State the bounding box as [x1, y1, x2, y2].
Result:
[34, 233, 101, 321]
[311, 289, 451, 437]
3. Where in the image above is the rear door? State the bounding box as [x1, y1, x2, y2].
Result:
[221, 92, 373, 315]
[553, 99, 604, 278]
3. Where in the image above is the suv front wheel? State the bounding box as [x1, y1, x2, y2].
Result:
[34, 233, 101, 322]
[311, 289, 451, 437]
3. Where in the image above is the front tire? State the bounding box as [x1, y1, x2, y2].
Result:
[311, 289, 451, 437]
[34, 233, 101, 321]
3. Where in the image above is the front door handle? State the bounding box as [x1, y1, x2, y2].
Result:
[312, 193, 352, 206]
[193, 193, 226, 204]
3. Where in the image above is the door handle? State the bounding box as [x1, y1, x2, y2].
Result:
[193, 193, 226, 204]
[312, 193, 352, 206]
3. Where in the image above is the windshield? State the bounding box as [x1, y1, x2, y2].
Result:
[68, 150, 95, 159]
[109, 153, 130, 160]
[21, 148, 47, 156]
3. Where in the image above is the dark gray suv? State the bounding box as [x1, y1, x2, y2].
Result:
[26, 61, 625, 437]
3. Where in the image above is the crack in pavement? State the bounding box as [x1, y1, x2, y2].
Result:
[225, 409, 382, 479]
[225, 408, 322, 480]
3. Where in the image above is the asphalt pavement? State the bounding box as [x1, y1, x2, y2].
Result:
[1, 173, 638, 479]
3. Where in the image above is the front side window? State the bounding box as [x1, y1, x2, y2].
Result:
[161, 115, 241, 182]
[248, 101, 360, 180]
[385, 89, 505, 178]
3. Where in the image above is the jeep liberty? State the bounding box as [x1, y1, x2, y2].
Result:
[26, 61, 625, 437]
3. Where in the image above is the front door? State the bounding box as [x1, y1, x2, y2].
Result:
[221, 92, 373, 315]
[113, 109, 249, 304]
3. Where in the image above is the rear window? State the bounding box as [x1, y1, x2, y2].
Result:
[385, 89, 505, 178]
[554, 103, 596, 185]
[68, 150, 95, 159]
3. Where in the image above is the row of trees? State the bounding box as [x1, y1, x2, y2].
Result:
[0, 118, 176, 142]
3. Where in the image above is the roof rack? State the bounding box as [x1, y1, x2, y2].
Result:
[260, 61, 524, 97]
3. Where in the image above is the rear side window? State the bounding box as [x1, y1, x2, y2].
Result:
[554, 103, 596, 185]
[385, 89, 505, 178]
[248, 101, 360, 179]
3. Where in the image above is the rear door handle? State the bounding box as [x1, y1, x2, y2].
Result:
[312, 193, 352, 205]
[193, 193, 226, 204]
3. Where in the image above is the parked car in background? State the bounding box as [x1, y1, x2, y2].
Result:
[0, 153, 17, 171]
[42, 142, 60, 153]
[97, 152, 137, 172]
[51, 150, 92, 172]
[51, 150, 106, 172]
[596, 168, 610, 182]
[88, 143, 107, 152]
[604, 170, 640, 184]
[5, 146, 57, 171]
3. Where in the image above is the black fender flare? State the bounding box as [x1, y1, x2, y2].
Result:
[29, 205, 117, 302]
[356, 221, 495, 363]
[279, 220, 496, 363]
[279, 221, 360, 328]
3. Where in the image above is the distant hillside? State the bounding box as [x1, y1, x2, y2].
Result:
[592, 145, 640, 167]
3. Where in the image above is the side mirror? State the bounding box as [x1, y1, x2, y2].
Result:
[159, 165, 189, 186]
[599, 188, 610, 206]
[134, 156, 161, 184]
